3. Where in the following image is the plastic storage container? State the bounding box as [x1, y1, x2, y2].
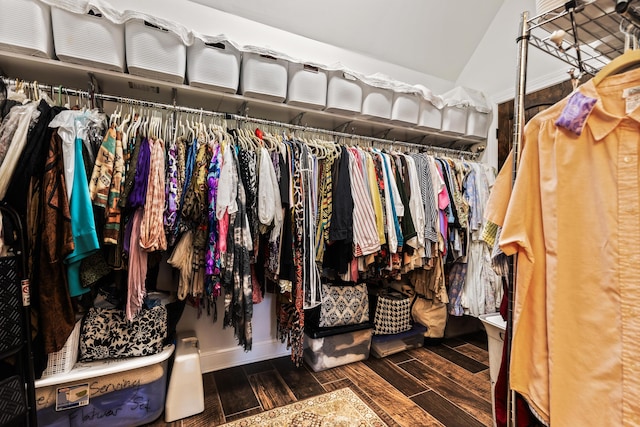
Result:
[361, 84, 393, 121]
[35, 345, 174, 427]
[325, 70, 363, 115]
[441, 86, 492, 138]
[465, 89, 492, 138]
[125, 19, 186, 83]
[51, 6, 125, 72]
[391, 92, 420, 125]
[441, 105, 467, 135]
[239, 52, 288, 102]
[417, 89, 444, 131]
[0, 0, 54, 58]
[418, 98, 443, 131]
[370, 323, 426, 358]
[303, 323, 372, 372]
[187, 38, 241, 93]
[480, 313, 506, 427]
[286, 63, 327, 110]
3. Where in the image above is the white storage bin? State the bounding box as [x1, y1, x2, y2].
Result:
[391, 92, 420, 125]
[239, 52, 288, 103]
[441, 105, 468, 135]
[467, 109, 491, 138]
[125, 19, 186, 84]
[418, 99, 443, 131]
[441, 86, 491, 138]
[187, 39, 240, 93]
[417, 88, 443, 131]
[325, 70, 363, 115]
[0, 0, 53, 58]
[51, 7, 125, 72]
[361, 84, 393, 121]
[464, 89, 492, 138]
[286, 63, 327, 110]
[480, 313, 506, 427]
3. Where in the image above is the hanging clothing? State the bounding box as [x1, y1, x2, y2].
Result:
[127, 137, 151, 209]
[486, 72, 640, 426]
[164, 135, 179, 241]
[5, 100, 64, 220]
[323, 149, 353, 275]
[126, 208, 147, 320]
[348, 148, 380, 257]
[88, 126, 117, 208]
[0, 102, 40, 199]
[65, 136, 100, 297]
[205, 143, 222, 287]
[103, 131, 124, 244]
[140, 138, 167, 252]
[38, 129, 75, 353]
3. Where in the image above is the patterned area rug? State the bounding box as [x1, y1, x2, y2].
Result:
[220, 387, 388, 426]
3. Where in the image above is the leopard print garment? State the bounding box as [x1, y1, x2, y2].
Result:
[291, 141, 305, 365]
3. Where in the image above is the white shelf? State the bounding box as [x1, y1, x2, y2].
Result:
[0, 50, 485, 150]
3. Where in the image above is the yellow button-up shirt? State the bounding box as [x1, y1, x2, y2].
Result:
[486, 69, 640, 426]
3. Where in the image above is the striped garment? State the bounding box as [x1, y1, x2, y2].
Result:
[347, 148, 380, 257]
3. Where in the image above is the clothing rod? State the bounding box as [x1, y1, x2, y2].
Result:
[1, 77, 481, 160]
[227, 113, 482, 159]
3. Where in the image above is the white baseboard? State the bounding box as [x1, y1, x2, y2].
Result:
[198, 338, 291, 373]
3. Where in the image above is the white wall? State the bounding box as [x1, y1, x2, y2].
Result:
[456, 0, 571, 170]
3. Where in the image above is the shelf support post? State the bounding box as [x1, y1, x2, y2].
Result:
[508, 10, 530, 427]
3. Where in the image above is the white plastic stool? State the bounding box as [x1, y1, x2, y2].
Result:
[165, 331, 205, 422]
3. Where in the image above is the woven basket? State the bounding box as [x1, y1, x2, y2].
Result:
[41, 320, 81, 378]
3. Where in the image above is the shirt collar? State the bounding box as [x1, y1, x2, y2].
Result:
[580, 76, 640, 141]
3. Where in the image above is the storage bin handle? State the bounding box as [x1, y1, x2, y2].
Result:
[260, 54, 278, 61]
[205, 42, 226, 50]
[303, 64, 319, 73]
[87, 9, 103, 18]
[144, 21, 169, 32]
[343, 72, 357, 81]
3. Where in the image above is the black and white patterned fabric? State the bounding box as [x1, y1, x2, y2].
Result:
[79, 306, 167, 361]
[372, 290, 412, 335]
[319, 283, 369, 327]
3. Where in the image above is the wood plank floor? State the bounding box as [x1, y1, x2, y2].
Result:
[145, 331, 494, 427]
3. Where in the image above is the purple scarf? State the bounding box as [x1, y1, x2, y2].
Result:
[127, 137, 151, 209]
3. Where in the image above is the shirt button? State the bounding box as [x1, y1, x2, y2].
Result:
[624, 156, 630, 162]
